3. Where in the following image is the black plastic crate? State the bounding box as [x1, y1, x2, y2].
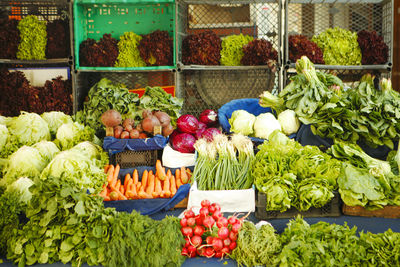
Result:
[255, 190, 341, 220]
[111, 150, 159, 169]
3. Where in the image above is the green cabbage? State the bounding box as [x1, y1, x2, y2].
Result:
[32, 141, 60, 162]
[229, 110, 256, 136]
[296, 179, 334, 211]
[5, 177, 34, 204]
[8, 112, 50, 149]
[70, 141, 108, 167]
[1, 146, 47, 186]
[0, 124, 9, 152]
[312, 27, 362, 65]
[41, 111, 73, 137]
[40, 149, 106, 193]
[220, 34, 253, 66]
[55, 122, 97, 150]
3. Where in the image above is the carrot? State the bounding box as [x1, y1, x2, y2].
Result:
[156, 160, 167, 181]
[180, 166, 188, 184]
[133, 169, 139, 185]
[138, 190, 152, 199]
[140, 170, 149, 192]
[136, 182, 142, 192]
[120, 185, 125, 195]
[104, 164, 110, 173]
[124, 174, 131, 192]
[146, 173, 155, 196]
[153, 176, 162, 198]
[111, 164, 120, 188]
[170, 175, 177, 196]
[186, 168, 192, 180]
[103, 195, 111, 201]
[116, 190, 127, 200]
[125, 179, 133, 197]
[107, 165, 115, 185]
[176, 176, 183, 189]
[115, 179, 121, 190]
[126, 183, 137, 199]
[175, 168, 181, 181]
[161, 172, 171, 198]
[149, 170, 154, 177]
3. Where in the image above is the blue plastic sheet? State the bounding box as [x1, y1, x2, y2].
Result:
[103, 135, 168, 155]
[296, 124, 394, 160]
[103, 166, 192, 215]
[218, 98, 296, 144]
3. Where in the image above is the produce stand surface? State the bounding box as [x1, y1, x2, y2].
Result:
[2, 211, 399, 267]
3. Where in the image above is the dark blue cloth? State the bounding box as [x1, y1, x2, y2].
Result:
[296, 124, 393, 160]
[103, 166, 192, 215]
[103, 135, 168, 155]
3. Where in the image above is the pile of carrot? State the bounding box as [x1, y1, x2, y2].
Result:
[100, 160, 192, 201]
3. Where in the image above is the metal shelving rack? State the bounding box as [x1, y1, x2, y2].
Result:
[283, 0, 393, 88]
[176, 0, 282, 116]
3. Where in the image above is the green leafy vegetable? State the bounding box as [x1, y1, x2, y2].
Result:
[220, 34, 253, 66]
[32, 141, 59, 162]
[252, 132, 341, 212]
[1, 146, 47, 186]
[41, 111, 73, 137]
[17, 15, 47, 60]
[312, 27, 362, 65]
[115, 32, 146, 67]
[0, 124, 9, 157]
[54, 122, 97, 150]
[231, 221, 281, 266]
[229, 110, 256, 136]
[75, 78, 140, 133]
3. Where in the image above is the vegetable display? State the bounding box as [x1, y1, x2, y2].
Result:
[17, 15, 47, 60]
[251, 131, 341, 212]
[180, 200, 246, 258]
[79, 34, 119, 67]
[241, 39, 277, 67]
[138, 30, 173, 66]
[192, 134, 254, 190]
[46, 19, 69, 59]
[289, 34, 324, 64]
[357, 30, 389, 65]
[114, 31, 145, 67]
[229, 110, 256, 136]
[99, 162, 191, 201]
[182, 31, 222, 65]
[220, 34, 253, 66]
[311, 27, 362, 65]
[329, 141, 400, 209]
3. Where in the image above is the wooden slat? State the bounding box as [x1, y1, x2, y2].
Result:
[342, 204, 400, 219]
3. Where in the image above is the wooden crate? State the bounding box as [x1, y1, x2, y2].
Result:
[342, 204, 400, 219]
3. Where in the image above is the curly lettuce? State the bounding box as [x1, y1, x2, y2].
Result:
[17, 15, 47, 60]
[41, 111, 73, 137]
[220, 34, 253, 66]
[115, 32, 145, 67]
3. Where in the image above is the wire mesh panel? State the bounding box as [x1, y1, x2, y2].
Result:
[74, 71, 175, 113]
[179, 69, 275, 116]
[285, 0, 393, 66]
[177, 0, 281, 67]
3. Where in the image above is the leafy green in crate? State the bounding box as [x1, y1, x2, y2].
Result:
[251, 131, 341, 212]
[115, 32, 145, 68]
[220, 34, 253, 66]
[17, 15, 47, 60]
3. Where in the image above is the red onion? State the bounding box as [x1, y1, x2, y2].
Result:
[201, 128, 221, 142]
[199, 109, 218, 127]
[177, 114, 199, 134]
[171, 133, 196, 153]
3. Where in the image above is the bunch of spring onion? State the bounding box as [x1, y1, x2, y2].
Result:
[192, 134, 255, 190]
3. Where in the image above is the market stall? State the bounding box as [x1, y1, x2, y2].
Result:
[1, 0, 400, 266]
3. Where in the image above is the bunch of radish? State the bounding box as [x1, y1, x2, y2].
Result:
[180, 199, 244, 259]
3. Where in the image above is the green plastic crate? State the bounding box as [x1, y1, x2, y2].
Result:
[73, 0, 176, 71]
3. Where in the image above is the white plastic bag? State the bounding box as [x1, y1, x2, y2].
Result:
[162, 144, 195, 168]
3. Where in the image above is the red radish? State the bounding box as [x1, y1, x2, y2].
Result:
[228, 216, 238, 225]
[181, 227, 193, 237]
[217, 217, 228, 228]
[181, 247, 188, 256]
[229, 241, 237, 250]
[180, 218, 188, 227]
[201, 199, 211, 208]
[122, 118, 135, 128]
[211, 203, 221, 212]
[191, 235, 203, 247]
[125, 124, 133, 132]
[187, 245, 197, 257]
[229, 231, 238, 241]
[199, 207, 209, 218]
[203, 216, 215, 229]
[187, 217, 196, 227]
[217, 227, 229, 240]
[231, 222, 242, 233]
[197, 247, 206, 257]
[221, 247, 230, 256]
[114, 125, 123, 138]
[206, 236, 214, 245]
[212, 210, 223, 221]
[184, 209, 195, 219]
[208, 205, 216, 214]
[195, 215, 203, 226]
[129, 129, 140, 139]
[223, 238, 231, 247]
[215, 251, 222, 258]
[193, 225, 205, 236]
[204, 247, 215, 258]
[212, 238, 224, 251]
[184, 238, 190, 247]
